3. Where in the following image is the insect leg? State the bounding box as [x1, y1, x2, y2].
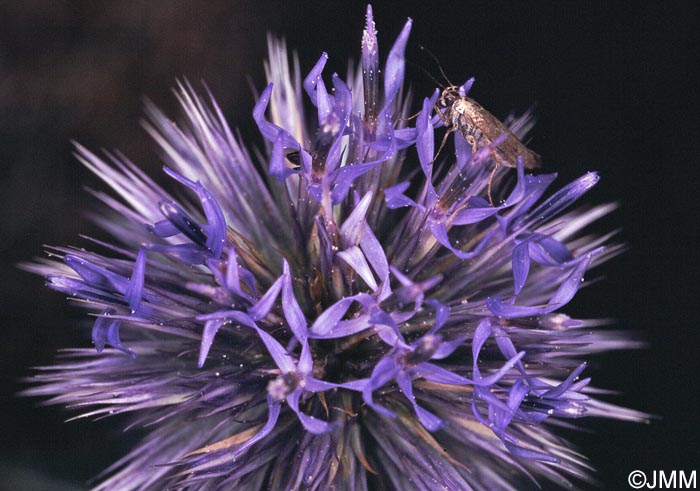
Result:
[486, 162, 500, 206]
[399, 110, 421, 122]
[465, 134, 478, 154]
[433, 126, 457, 165]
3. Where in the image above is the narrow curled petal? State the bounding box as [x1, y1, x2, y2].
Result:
[158, 201, 207, 245]
[310, 294, 364, 336]
[541, 363, 588, 399]
[528, 172, 599, 225]
[198, 319, 226, 368]
[430, 336, 468, 360]
[396, 371, 443, 431]
[527, 235, 575, 266]
[162, 167, 227, 258]
[384, 181, 423, 210]
[234, 397, 281, 458]
[416, 97, 435, 180]
[286, 390, 337, 434]
[338, 246, 378, 291]
[314, 74, 332, 123]
[360, 224, 390, 284]
[281, 260, 308, 340]
[512, 241, 531, 295]
[91, 309, 135, 358]
[248, 274, 284, 321]
[383, 18, 411, 106]
[339, 191, 373, 245]
[316, 314, 372, 339]
[224, 248, 255, 302]
[414, 362, 471, 385]
[426, 299, 450, 333]
[460, 77, 475, 96]
[471, 320, 526, 385]
[124, 248, 146, 312]
[487, 249, 601, 318]
[221, 310, 296, 373]
[451, 201, 500, 225]
[91, 310, 115, 352]
[146, 218, 179, 238]
[144, 242, 208, 264]
[501, 387, 531, 428]
[329, 144, 396, 203]
[251, 325, 296, 374]
[303, 53, 329, 106]
[454, 130, 472, 169]
[253, 83, 300, 149]
[430, 222, 494, 260]
[64, 255, 129, 293]
[363, 356, 400, 417]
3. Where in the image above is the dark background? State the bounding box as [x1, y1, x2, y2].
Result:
[1, 1, 698, 489]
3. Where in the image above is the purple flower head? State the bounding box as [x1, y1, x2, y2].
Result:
[23, 5, 648, 490]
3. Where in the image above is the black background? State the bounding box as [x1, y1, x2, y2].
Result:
[1, 1, 698, 489]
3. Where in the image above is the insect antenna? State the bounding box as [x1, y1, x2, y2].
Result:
[418, 44, 454, 87]
[406, 59, 444, 89]
[401, 60, 442, 121]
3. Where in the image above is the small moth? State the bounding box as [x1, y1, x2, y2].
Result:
[435, 85, 541, 172]
[418, 46, 541, 203]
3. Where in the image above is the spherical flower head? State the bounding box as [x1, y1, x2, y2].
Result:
[23, 5, 647, 490]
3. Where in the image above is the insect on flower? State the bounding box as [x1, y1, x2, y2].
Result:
[20, 5, 649, 490]
[435, 86, 541, 170]
[424, 47, 541, 203]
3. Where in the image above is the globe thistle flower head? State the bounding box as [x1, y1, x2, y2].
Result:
[24, 5, 648, 490]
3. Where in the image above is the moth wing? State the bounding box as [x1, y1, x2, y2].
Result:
[463, 98, 541, 169]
